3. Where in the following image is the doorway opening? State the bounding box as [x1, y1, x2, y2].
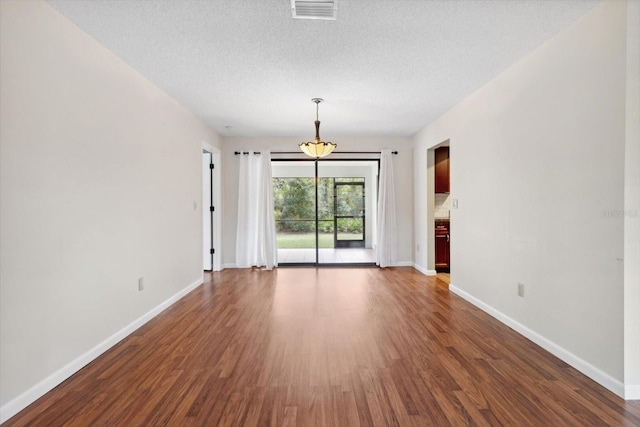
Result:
[272, 159, 378, 265]
[333, 180, 365, 249]
[428, 142, 451, 285]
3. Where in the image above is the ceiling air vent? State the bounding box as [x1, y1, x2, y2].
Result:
[291, 0, 338, 21]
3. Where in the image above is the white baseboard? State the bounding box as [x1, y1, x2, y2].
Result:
[626, 385, 640, 400]
[0, 278, 204, 424]
[412, 263, 436, 276]
[222, 263, 238, 269]
[449, 284, 627, 400]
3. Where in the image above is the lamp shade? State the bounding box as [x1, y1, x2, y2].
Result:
[299, 140, 337, 158]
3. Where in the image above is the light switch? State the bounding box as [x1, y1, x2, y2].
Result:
[452, 199, 459, 209]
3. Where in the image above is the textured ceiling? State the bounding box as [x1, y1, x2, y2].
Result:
[47, 0, 600, 137]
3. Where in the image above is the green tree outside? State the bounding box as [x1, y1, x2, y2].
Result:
[273, 177, 365, 247]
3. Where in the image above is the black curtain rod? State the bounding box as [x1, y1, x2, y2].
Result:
[273, 151, 398, 155]
[234, 151, 398, 155]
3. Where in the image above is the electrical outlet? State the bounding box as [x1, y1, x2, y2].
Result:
[518, 283, 524, 297]
[138, 277, 144, 291]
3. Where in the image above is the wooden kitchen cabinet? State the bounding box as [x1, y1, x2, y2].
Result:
[434, 147, 449, 193]
[435, 220, 450, 271]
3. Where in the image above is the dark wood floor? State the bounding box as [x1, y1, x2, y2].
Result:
[6, 267, 640, 426]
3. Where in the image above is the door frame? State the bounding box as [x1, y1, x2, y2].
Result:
[272, 157, 379, 266]
[202, 142, 221, 271]
[334, 181, 366, 248]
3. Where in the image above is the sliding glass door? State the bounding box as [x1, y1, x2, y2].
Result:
[272, 160, 378, 265]
[272, 161, 316, 263]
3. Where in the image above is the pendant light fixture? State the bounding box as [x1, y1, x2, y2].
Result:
[299, 98, 337, 158]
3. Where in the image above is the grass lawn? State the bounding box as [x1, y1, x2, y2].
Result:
[276, 233, 361, 248]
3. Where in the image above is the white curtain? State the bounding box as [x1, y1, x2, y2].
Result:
[235, 150, 278, 269]
[376, 149, 397, 267]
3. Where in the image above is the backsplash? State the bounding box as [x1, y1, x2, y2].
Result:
[435, 193, 450, 219]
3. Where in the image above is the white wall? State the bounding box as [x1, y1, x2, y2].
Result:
[414, 0, 629, 395]
[624, 0, 640, 400]
[0, 0, 222, 418]
[222, 137, 413, 267]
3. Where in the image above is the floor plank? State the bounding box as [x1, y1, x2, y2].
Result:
[5, 267, 640, 426]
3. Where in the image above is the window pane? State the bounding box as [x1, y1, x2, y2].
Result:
[272, 162, 318, 261]
[336, 218, 363, 240]
[317, 178, 334, 220]
[336, 184, 364, 217]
